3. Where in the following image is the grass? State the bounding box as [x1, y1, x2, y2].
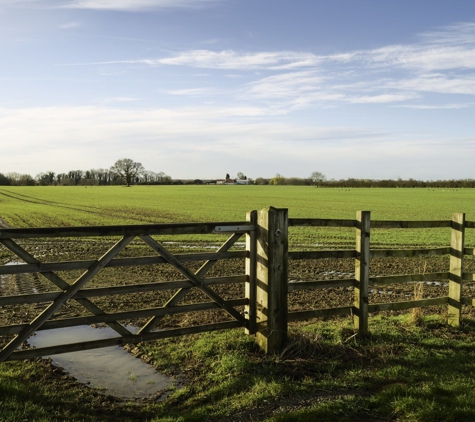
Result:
[1, 185, 475, 247]
[2, 186, 475, 420]
[3, 315, 475, 421]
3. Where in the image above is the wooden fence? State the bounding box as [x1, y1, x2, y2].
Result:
[0, 207, 474, 361]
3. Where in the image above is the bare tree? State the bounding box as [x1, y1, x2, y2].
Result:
[110, 158, 145, 187]
[309, 171, 326, 185]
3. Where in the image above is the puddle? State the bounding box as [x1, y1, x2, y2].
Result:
[28, 325, 181, 399]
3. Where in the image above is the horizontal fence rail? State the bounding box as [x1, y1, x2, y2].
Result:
[0, 221, 255, 239]
[1, 210, 475, 358]
[287, 212, 475, 339]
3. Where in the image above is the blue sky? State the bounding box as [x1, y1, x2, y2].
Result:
[1, 0, 475, 180]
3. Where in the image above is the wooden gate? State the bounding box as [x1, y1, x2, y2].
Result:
[0, 218, 257, 362]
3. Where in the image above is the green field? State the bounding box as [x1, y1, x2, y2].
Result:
[1, 185, 474, 247]
[3, 186, 475, 421]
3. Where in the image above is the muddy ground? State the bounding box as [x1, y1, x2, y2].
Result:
[2, 238, 475, 343]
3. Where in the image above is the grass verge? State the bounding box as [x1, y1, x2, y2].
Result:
[2, 314, 475, 421]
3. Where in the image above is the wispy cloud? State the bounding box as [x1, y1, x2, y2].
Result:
[63, 51, 322, 70]
[158, 50, 322, 70]
[102, 96, 140, 103]
[383, 73, 475, 95]
[245, 71, 325, 98]
[0, 0, 219, 11]
[104, 23, 475, 72]
[59, 21, 81, 29]
[61, 22, 475, 113]
[0, 0, 218, 12]
[62, 0, 218, 11]
[346, 94, 417, 104]
[164, 88, 216, 96]
[394, 103, 473, 109]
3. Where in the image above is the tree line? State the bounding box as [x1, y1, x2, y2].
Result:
[254, 174, 475, 188]
[0, 159, 172, 187]
[1, 161, 475, 188]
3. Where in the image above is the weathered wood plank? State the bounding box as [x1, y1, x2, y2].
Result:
[462, 297, 475, 306]
[287, 279, 355, 291]
[369, 272, 449, 286]
[288, 218, 356, 227]
[0, 298, 249, 336]
[371, 220, 451, 229]
[354, 211, 370, 336]
[255, 207, 288, 353]
[0, 275, 247, 306]
[5, 320, 243, 360]
[465, 221, 475, 229]
[288, 306, 353, 321]
[449, 213, 465, 327]
[0, 236, 134, 363]
[0, 222, 254, 239]
[370, 247, 450, 258]
[289, 250, 356, 260]
[0, 251, 248, 275]
[245, 210, 257, 335]
[368, 297, 448, 313]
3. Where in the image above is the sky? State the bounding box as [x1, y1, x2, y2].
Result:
[1, 0, 475, 181]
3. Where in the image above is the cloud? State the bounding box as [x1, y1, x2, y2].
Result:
[383, 73, 475, 95]
[61, 22, 475, 113]
[0, 0, 219, 11]
[62, 0, 218, 11]
[164, 88, 216, 96]
[394, 103, 472, 109]
[346, 94, 417, 104]
[158, 50, 322, 70]
[246, 71, 326, 98]
[59, 21, 81, 29]
[102, 96, 140, 103]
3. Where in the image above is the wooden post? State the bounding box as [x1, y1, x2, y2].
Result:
[255, 207, 288, 353]
[354, 211, 370, 336]
[448, 213, 465, 327]
[245, 210, 257, 335]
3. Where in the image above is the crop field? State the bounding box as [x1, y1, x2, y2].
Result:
[1, 185, 475, 247]
[2, 186, 475, 421]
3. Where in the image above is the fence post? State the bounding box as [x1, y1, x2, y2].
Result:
[448, 212, 465, 327]
[354, 211, 370, 336]
[245, 210, 257, 335]
[255, 207, 288, 353]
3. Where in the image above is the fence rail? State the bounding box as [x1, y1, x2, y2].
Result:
[1, 208, 475, 360]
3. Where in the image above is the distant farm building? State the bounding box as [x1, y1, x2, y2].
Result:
[216, 179, 251, 185]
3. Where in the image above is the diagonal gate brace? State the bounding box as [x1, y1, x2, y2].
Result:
[139, 232, 243, 334]
[0, 239, 133, 338]
[0, 236, 134, 363]
[139, 235, 248, 329]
